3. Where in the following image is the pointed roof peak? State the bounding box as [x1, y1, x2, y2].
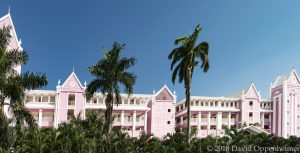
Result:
[154, 84, 175, 97]
[61, 71, 84, 89]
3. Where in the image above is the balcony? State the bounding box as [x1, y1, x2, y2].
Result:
[112, 117, 145, 127]
[68, 100, 75, 106]
[197, 129, 225, 137]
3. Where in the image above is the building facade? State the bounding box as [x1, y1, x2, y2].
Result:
[2, 12, 300, 139]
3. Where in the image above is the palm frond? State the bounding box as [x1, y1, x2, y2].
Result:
[21, 72, 48, 90]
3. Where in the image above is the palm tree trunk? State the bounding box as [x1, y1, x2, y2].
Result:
[185, 70, 192, 143]
[104, 94, 113, 133]
[104, 105, 113, 133]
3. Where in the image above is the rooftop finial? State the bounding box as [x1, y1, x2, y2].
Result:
[153, 90, 156, 94]
[58, 79, 61, 86]
[8, 6, 10, 14]
[18, 38, 22, 46]
[84, 80, 87, 87]
[173, 90, 176, 95]
[72, 66, 75, 73]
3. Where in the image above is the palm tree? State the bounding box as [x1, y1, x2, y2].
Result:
[86, 42, 136, 134]
[168, 25, 209, 142]
[0, 26, 48, 126]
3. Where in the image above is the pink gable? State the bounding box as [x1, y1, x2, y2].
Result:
[287, 71, 300, 85]
[0, 14, 20, 50]
[61, 73, 84, 92]
[245, 84, 259, 99]
[156, 88, 173, 101]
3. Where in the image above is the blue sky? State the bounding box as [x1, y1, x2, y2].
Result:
[1, 1, 300, 101]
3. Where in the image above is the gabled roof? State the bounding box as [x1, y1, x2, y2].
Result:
[0, 13, 22, 50]
[287, 69, 300, 85]
[61, 72, 84, 89]
[273, 75, 286, 87]
[231, 83, 260, 98]
[154, 85, 176, 99]
[272, 69, 300, 87]
[242, 125, 270, 135]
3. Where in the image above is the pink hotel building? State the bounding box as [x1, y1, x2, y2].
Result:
[2, 12, 300, 139]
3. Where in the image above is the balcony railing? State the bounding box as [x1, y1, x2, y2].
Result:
[68, 100, 75, 105]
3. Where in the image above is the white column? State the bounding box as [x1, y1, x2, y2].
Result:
[218, 101, 221, 107]
[121, 110, 124, 126]
[180, 116, 183, 125]
[217, 112, 222, 130]
[41, 95, 43, 102]
[33, 95, 36, 102]
[133, 111, 136, 131]
[269, 114, 272, 131]
[48, 96, 50, 102]
[294, 95, 297, 135]
[282, 81, 287, 138]
[144, 111, 147, 132]
[38, 109, 42, 127]
[197, 112, 201, 131]
[272, 97, 276, 134]
[236, 113, 239, 128]
[261, 113, 265, 129]
[228, 112, 231, 129]
[207, 112, 211, 130]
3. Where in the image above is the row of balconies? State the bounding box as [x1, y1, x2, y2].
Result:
[26, 95, 56, 103]
[86, 98, 148, 106]
[176, 118, 237, 126]
[176, 101, 239, 113]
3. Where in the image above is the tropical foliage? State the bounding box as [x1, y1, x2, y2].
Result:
[0, 26, 47, 127]
[1, 113, 300, 153]
[86, 42, 136, 134]
[168, 24, 210, 142]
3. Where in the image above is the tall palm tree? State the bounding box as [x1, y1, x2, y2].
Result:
[168, 25, 209, 142]
[0, 26, 48, 126]
[86, 42, 136, 134]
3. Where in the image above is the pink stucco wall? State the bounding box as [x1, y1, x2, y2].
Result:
[149, 87, 176, 138]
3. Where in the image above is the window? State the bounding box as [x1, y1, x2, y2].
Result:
[249, 101, 253, 106]
[298, 104, 300, 108]
[264, 125, 269, 129]
[67, 109, 74, 120]
[263, 115, 267, 119]
[298, 126, 300, 130]
[168, 109, 171, 112]
[167, 121, 171, 124]
[249, 112, 253, 118]
[68, 94, 75, 105]
[287, 111, 290, 115]
[93, 97, 97, 104]
[287, 100, 290, 103]
[287, 122, 290, 126]
[298, 115, 300, 119]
